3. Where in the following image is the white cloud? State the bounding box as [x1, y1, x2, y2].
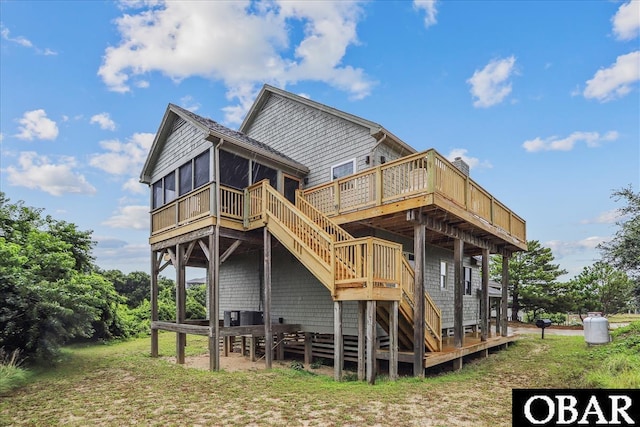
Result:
[180, 95, 201, 112]
[15, 109, 59, 141]
[93, 237, 150, 273]
[546, 236, 607, 258]
[583, 51, 640, 101]
[89, 132, 154, 176]
[4, 151, 96, 196]
[467, 56, 516, 108]
[90, 112, 117, 131]
[102, 205, 149, 229]
[413, 0, 438, 28]
[612, 1, 640, 41]
[446, 148, 492, 170]
[522, 130, 619, 152]
[98, 1, 373, 123]
[581, 209, 624, 225]
[0, 25, 57, 55]
[123, 177, 147, 194]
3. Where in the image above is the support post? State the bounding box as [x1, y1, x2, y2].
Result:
[454, 238, 464, 348]
[176, 244, 186, 365]
[151, 250, 159, 357]
[334, 301, 343, 381]
[501, 253, 510, 337]
[263, 228, 273, 369]
[413, 221, 425, 378]
[366, 300, 377, 385]
[357, 301, 366, 381]
[481, 248, 490, 342]
[495, 300, 501, 335]
[208, 232, 220, 371]
[453, 357, 463, 371]
[389, 300, 399, 381]
[304, 333, 313, 365]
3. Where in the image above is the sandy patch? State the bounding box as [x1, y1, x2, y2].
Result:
[165, 351, 336, 376]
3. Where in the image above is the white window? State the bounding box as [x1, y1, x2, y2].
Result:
[331, 159, 356, 180]
[440, 261, 447, 289]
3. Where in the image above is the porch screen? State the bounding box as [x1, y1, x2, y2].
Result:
[219, 150, 249, 189]
[252, 162, 278, 188]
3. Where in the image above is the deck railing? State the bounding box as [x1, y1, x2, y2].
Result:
[400, 258, 442, 351]
[302, 149, 526, 243]
[150, 183, 246, 235]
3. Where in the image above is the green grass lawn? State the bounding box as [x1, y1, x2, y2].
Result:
[0, 329, 633, 427]
[608, 313, 640, 323]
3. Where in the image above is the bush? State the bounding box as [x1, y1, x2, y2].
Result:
[0, 349, 30, 395]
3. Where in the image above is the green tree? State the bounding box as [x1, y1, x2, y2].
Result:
[0, 194, 124, 362]
[562, 262, 634, 317]
[101, 270, 150, 308]
[599, 186, 640, 305]
[491, 240, 567, 321]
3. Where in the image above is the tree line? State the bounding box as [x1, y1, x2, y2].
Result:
[0, 192, 206, 364]
[491, 186, 639, 322]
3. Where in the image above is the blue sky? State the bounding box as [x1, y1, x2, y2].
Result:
[1, 0, 638, 280]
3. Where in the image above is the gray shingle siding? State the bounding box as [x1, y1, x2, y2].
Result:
[151, 117, 210, 182]
[219, 247, 360, 335]
[424, 245, 480, 329]
[244, 94, 405, 188]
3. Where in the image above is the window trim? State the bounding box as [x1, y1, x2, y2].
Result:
[440, 261, 447, 289]
[330, 158, 357, 181]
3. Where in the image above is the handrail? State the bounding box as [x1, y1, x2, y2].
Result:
[299, 191, 441, 351]
[296, 190, 352, 242]
[400, 257, 442, 352]
[302, 148, 526, 244]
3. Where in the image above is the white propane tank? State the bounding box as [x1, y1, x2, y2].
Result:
[583, 312, 610, 345]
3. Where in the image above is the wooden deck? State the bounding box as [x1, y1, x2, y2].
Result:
[302, 149, 527, 254]
[376, 332, 518, 370]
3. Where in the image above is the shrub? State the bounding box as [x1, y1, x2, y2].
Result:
[0, 349, 30, 395]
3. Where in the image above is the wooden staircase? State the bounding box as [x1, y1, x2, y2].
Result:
[246, 181, 402, 302]
[245, 180, 441, 352]
[296, 189, 442, 352]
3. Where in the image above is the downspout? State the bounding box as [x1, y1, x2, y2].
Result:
[371, 132, 388, 153]
[213, 138, 223, 365]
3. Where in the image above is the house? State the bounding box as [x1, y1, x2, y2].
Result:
[139, 85, 527, 382]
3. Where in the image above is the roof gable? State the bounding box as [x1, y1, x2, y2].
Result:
[140, 104, 309, 183]
[240, 84, 416, 155]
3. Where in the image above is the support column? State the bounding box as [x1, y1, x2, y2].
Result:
[454, 238, 464, 348]
[389, 300, 399, 381]
[334, 301, 343, 381]
[357, 301, 366, 381]
[176, 244, 186, 364]
[304, 333, 313, 365]
[366, 300, 377, 385]
[151, 250, 159, 357]
[495, 299, 501, 335]
[501, 253, 510, 337]
[413, 222, 425, 378]
[481, 248, 490, 342]
[208, 232, 220, 371]
[263, 228, 273, 369]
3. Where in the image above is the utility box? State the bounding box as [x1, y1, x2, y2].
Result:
[240, 311, 263, 326]
[223, 310, 240, 327]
